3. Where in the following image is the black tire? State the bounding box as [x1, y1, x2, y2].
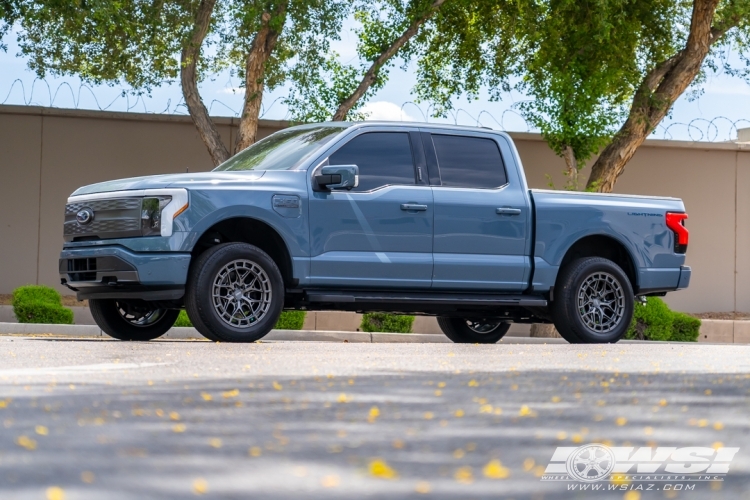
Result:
[185, 242, 284, 343]
[551, 257, 634, 344]
[437, 317, 511, 344]
[89, 299, 179, 341]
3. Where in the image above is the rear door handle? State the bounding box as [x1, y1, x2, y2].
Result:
[401, 203, 428, 212]
[496, 207, 522, 215]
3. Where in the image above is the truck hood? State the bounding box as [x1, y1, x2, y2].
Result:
[70, 171, 265, 196]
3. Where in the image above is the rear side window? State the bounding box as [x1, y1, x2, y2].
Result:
[329, 132, 416, 191]
[431, 134, 507, 188]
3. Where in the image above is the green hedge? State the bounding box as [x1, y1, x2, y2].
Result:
[174, 310, 307, 330]
[360, 312, 414, 333]
[12, 285, 74, 325]
[625, 297, 700, 342]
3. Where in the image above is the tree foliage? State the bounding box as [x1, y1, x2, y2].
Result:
[15, 0, 349, 164]
[286, 0, 447, 122]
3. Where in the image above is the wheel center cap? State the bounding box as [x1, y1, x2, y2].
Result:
[233, 289, 243, 300]
[592, 298, 601, 307]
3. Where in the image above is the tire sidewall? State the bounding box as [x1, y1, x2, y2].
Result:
[189, 243, 283, 342]
[438, 317, 511, 344]
[90, 298, 178, 341]
[561, 259, 633, 343]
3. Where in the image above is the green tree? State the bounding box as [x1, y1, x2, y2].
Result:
[15, 0, 349, 165]
[0, 0, 18, 51]
[286, 0, 447, 122]
[586, 0, 750, 192]
[515, 0, 678, 190]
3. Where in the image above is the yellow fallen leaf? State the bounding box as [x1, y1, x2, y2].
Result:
[249, 446, 262, 457]
[369, 406, 380, 419]
[192, 478, 208, 495]
[453, 448, 465, 459]
[273, 381, 283, 391]
[483, 459, 510, 479]
[423, 412, 434, 420]
[434, 390, 443, 396]
[623, 491, 641, 500]
[615, 417, 628, 426]
[209, 438, 222, 448]
[337, 393, 351, 403]
[200, 392, 212, 401]
[454, 466, 473, 484]
[35, 425, 49, 436]
[16, 435, 37, 450]
[369, 459, 398, 479]
[572, 433, 583, 443]
[0, 399, 10, 408]
[81, 471, 95, 484]
[659, 399, 668, 406]
[479, 404, 493, 414]
[523, 458, 535, 471]
[320, 475, 340, 487]
[468, 379, 478, 387]
[519, 405, 532, 417]
[173, 423, 186, 433]
[169, 412, 180, 421]
[392, 439, 404, 449]
[223, 389, 239, 398]
[454, 409, 465, 418]
[46, 487, 65, 500]
[437, 382, 446, 388]
[551, 396, 561, 403]
[556, 431, 567, 440]
[414, 481, 431, 494]
[713, 422, 724, 430]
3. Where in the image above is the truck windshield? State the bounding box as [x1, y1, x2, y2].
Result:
[213, 126, 342, 172]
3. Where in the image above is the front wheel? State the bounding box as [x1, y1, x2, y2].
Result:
[551, 257, 634, 344]
[437, 317, 511, 344]
[89, 299, 179, 341]
[185, 243, 284, 342]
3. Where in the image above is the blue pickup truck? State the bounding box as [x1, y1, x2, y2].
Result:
[59, 122, 690, 344]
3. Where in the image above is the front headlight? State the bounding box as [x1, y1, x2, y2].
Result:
[142, 189, 189, 237]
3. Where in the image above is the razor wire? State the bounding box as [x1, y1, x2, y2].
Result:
[2, 77, 749, 142]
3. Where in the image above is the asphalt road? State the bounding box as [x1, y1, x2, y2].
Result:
[0, 337, 749, 500]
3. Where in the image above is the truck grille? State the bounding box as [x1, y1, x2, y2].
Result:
[64, 198, 142, 241]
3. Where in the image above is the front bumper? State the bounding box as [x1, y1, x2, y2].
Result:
[59, 245, 191, 301]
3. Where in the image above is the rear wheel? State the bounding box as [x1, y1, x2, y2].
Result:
[89, 299, 179, 341]
[437, 317, 511, 344]
[551, 257, 634, 344]
[185, 242, 284, 342]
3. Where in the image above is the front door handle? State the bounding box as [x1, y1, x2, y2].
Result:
[496, 207, 522, 215]
[401, 203, 428, 212]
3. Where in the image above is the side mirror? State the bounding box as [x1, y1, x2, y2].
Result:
[315, 165, 359, 191]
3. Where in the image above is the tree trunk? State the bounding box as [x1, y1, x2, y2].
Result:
[180, 0, 230, 166]
[234, 4, 287, 154]
[331, 0, 447, 121]
[562, 145, 578, 188]
[585, 0, 729, 192]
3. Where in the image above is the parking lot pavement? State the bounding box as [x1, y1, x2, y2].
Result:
[0, 337, 749, 499]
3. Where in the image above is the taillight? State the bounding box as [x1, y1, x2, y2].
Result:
[666, 212, 688, 254]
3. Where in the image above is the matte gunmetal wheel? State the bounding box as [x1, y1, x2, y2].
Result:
[89, 299, 179, 341]
[551, 257, 634, 344]
[437, 317, 511, 344]
[186, 243, 283, 342]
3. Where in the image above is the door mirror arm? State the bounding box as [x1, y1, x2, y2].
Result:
[314, 165, 359, 191]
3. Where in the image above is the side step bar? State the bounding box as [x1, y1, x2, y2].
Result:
[306, 290, 547, 308]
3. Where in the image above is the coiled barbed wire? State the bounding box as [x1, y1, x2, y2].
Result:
[2, 77, 748, 142]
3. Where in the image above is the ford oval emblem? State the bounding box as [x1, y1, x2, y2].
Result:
[76, 208, 95, 225]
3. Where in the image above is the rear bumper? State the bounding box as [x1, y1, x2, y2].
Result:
[637, 265, 691, 295]
[59, 245, 190, 301]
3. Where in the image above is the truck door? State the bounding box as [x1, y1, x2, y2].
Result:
[424, 131, 531, 291]
[308, 130, 434, 288]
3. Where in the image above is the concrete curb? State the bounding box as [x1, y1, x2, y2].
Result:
[2, 322, 733, 345]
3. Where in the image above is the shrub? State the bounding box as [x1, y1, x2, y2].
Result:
[174, 310, 192, 327]
[274, 310, 306, 330]
[360, 313, 414, 333]
[625, 297, 701, 342]
[670, 312, 701, 342]
[626, 297, 673, 341]
[12, 285, 74, 325]
[172, 310, 306, 330]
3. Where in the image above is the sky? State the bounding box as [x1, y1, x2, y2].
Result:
[2, 20, 750, 143]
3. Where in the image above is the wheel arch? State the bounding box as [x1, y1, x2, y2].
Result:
[558, 234, 638, 291]
[190, 217, 295, 287]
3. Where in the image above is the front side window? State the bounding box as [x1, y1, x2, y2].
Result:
[432, 134, 507, 188]
[328, 132, 416, 191]
[215, 126, 343, 172]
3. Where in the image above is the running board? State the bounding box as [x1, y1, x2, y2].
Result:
[306, 291, 547, 308]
